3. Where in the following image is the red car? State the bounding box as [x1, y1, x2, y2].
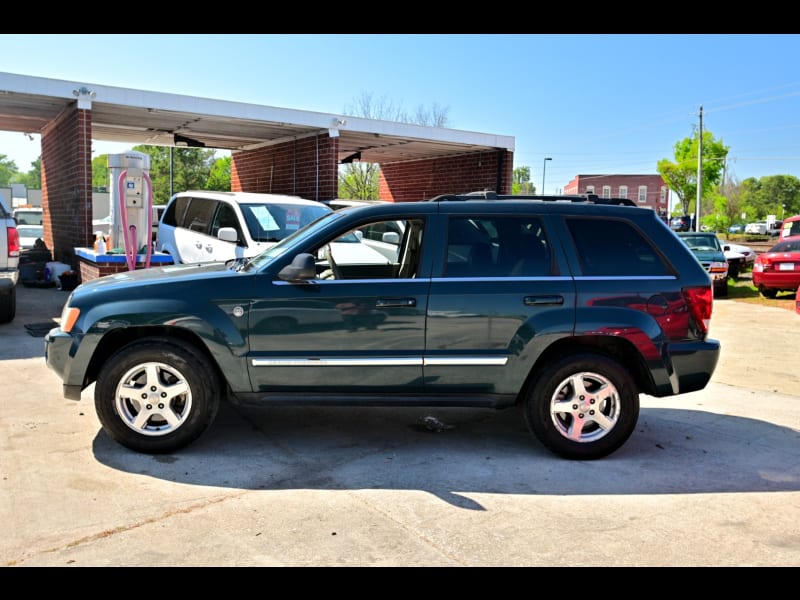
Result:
[752, 237, 800, 298]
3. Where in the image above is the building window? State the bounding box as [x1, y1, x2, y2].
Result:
[619, 186, 628, 199]
[638, 186, 647, 203]
[602, 186, 611, 198]
[586, 186, 595, 194]
[660, 186, 667, 204]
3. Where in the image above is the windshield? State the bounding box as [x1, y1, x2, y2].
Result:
[242, 210, 346, 271]
[680, 235, 721, 251]
[14, 210, 43, 225]
[239, 202, 332, 243]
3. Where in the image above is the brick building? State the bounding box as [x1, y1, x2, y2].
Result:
[563, 174, 670, 219]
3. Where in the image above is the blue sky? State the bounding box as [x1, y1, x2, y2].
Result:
[1, 33, 799, 195]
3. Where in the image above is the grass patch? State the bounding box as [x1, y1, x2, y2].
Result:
[726, 274, 797, 311]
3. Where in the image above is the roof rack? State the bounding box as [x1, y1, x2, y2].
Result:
[427, 191, 636, 206]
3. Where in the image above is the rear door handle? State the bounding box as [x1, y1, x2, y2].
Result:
[524, 295, 564, 306]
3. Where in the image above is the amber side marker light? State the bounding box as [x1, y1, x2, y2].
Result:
[60, 307, 80, 333]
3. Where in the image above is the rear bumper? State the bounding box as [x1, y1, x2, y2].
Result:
[0, 269, 19, 288]
[651, 338, 721, 396]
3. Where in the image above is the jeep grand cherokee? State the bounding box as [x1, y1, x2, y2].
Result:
[45, 192, 720, 460]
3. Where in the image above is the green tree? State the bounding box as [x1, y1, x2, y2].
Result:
[339, 163, 380, 199]
[205, 155, 231, 191]
[0, 154, 19, 187]
[512, 166, 535, 194]
[11, 156, 41, 189]
[132, 145, 217, 204]
[658, 129, 729, 217]
[338, 93, 450, 199]
[734, 175, 800, 222]
[92, 154, 110, 190]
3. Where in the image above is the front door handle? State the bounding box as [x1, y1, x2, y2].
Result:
[524, 295, 564, 306]
[376, 298, 416, 308]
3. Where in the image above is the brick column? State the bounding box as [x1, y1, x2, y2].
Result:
[40, 104, 93, 271]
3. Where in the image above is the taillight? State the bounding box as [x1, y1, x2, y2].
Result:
[682, 285, 713, 335]
[7, 226, 20, 257]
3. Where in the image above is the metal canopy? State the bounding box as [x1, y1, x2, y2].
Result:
[0, 72, 514, 164]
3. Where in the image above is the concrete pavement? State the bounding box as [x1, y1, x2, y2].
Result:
[1, 283, 798, 566]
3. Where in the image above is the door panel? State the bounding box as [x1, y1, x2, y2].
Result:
[247, 279, 428, 393]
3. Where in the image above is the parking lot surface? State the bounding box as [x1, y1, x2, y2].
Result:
[1, 284, 799, 566]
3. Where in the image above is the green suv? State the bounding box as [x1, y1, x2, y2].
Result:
[45, 193, 721, 460]
[675, 232, 730, 298]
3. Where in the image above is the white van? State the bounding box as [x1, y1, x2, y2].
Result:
[156, 191, 391, 265]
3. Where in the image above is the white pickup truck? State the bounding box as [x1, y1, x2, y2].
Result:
[0, 195, 20, 322]
[744, 220, 782, 236]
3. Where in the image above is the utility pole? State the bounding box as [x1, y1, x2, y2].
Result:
[696, 105, 703, 232]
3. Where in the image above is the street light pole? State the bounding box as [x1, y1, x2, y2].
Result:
[542, 157, 552, 195]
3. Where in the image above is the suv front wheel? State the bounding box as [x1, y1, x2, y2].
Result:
[95, 338, 221, 453]
[524, 353, 639, 460]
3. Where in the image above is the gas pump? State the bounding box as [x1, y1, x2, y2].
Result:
[108, 151, 153, 271]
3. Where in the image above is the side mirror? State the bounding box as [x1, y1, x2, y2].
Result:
[723, 245, 730, 251]
[278, 253, 316, 281]
[382, 231, 400, 244]
[218, 227, 239, 243]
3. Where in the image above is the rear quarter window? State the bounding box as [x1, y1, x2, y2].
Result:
[566, 217, 671, 276]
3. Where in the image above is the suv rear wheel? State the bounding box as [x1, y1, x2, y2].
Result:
[524, 354, 639, 460]
[95, 338, 221, 453]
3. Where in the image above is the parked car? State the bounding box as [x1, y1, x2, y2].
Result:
[676, 232, 730, 297]
[728, 224, 744, 234]
[745, 220, 782, 236]
[16, 224, 44, 250]
[752, 237, 800, 298]
[12, 206, 43, 226]
[780, 214, 800, 240]
[45, 192, 721, 461]
[0, 195, 20, 323]
[670, 215, 694, 232]
[722, 241, 756, 279]
[156, 191, 391, 266]
[796, 283, 800, 315]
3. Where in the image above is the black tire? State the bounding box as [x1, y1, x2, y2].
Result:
[728, 264, 740, 280]
[759, 287, 778, 299]
[715, 280, 729, 298]
[523, 353, 639, 460]
[0, 284, 16, 323]
[94, 338, 221, 453]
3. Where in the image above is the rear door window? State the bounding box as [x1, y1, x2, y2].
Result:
[566, 217, 671, 276]
[182, 198, 217, 235]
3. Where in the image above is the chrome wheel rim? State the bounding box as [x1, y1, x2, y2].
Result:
[549, 371, 620, 443]
[114, 361, 193, 437]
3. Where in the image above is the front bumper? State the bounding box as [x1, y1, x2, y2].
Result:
[44, 327, 84, 400]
